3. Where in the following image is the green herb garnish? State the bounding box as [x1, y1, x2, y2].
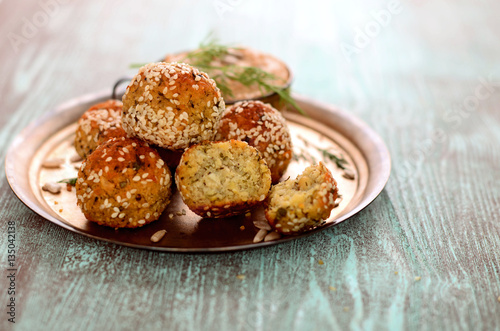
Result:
[181, 39, 307, 116]
[130, 37, 307, 116]
[317, 148, 348, 170]
[58, 178, 77, 186]
[296, 135, 349, 170]
[277, 208, 287, 219]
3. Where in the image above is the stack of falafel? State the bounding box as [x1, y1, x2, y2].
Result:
[74, 61, 338, 235]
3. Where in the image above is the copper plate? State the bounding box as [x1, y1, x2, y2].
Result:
[5, 91, 391, 252]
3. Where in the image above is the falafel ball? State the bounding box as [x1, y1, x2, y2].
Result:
[76, 137, 172, 228]
[215, 100, 292, 183]
[265, 162, 338, 235]
[175, 140, 272, 218]
[74, 99, 127, 159]
[121, 62, 225, 150]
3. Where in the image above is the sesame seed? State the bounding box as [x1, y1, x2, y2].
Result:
[150, 230, 167, 243]
[253, 229, 267, 243]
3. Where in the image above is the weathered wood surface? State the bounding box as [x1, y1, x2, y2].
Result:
[1, 0, 499, 330]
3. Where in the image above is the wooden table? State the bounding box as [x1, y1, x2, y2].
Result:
[1, 1, 499, 330]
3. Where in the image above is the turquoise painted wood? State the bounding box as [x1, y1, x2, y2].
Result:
[1, 0, 500, 330]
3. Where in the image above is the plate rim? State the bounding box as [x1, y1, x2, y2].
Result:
[5, 91, 391, 253]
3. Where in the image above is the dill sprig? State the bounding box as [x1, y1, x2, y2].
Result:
[317, 148, 348, 170]
[58, 177, 77, 186]
[129, 39, 307, 116]
[183, 39, 234, 69]
[296, 135, 349, 169]
[179, 39, 307, 116]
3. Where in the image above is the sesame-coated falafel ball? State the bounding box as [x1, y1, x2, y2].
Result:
[215, 100, 292, 183]
[175, 140, 272, 218]
[74, 99, 127, 159]
[76, 137, 172, 228]
[265, 162, 338, 235]
[121, 62, 225, 150]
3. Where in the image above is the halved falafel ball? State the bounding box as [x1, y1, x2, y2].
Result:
[215, 100, 292, 183]
[265, 162, 338, 234]
[175, 140, 272, 218]
[121, 62, 225, 150]
[76, 137, 172, 228]
[74, 99, 127, 159]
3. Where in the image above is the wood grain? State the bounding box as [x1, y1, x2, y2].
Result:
[1, 0, 499, 330]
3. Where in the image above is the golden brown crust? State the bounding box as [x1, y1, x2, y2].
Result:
[265, 162, 338, 235]
[175, 140, 272, 218]
[76, 137, 172, 228]
[215, 100, 292, 183]
[121, 62, 225, 150]
[74, 99, 127, 159]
